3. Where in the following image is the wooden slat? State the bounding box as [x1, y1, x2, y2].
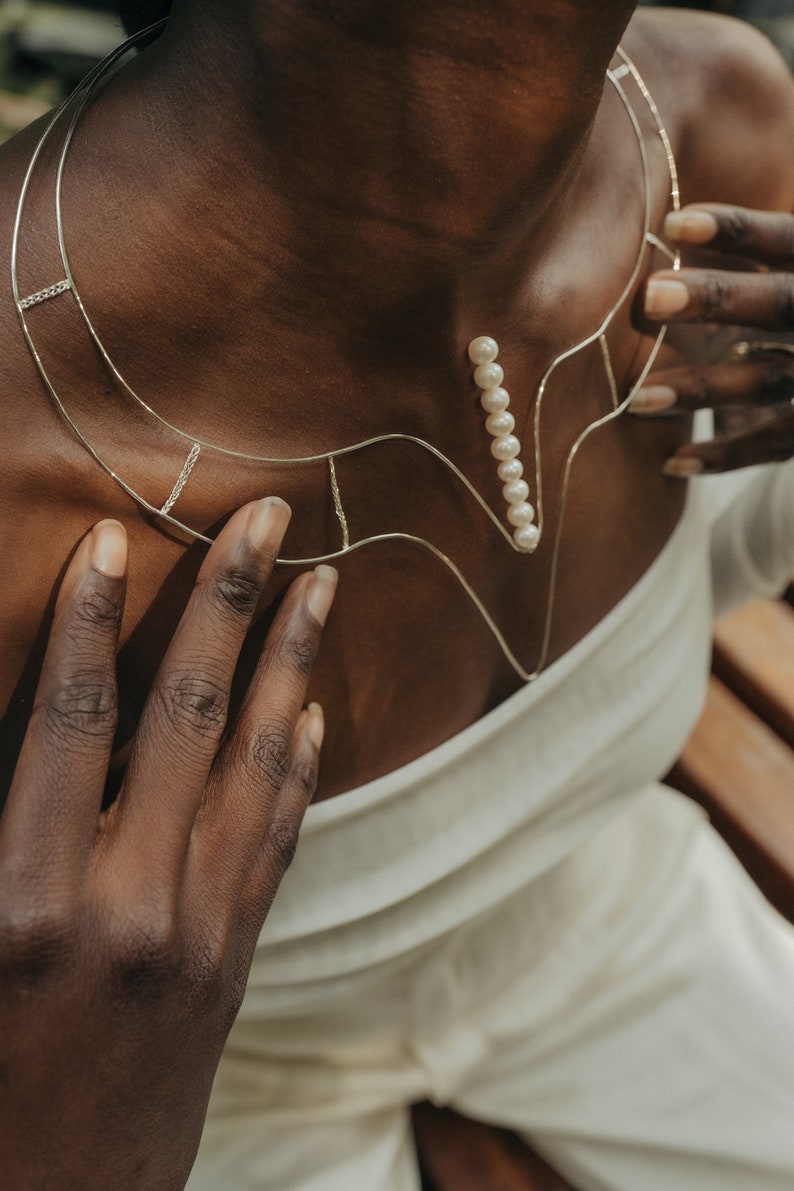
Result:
[712, 598, 794, 748]
[671, 676, 794, 921]
[413, 1104, 574, 1191]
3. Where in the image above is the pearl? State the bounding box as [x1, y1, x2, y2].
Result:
[469, 341, 538, 548]
[497, 458, 523, 483]
[480, 386, 510, 413]
[485, 410, 515, 438]
[467, 336, 499, 365]
[474, 362, 504, 390]
[507, 501, 536, 527]
[490, 434, 521, 462]
[514, 523, 541, 552]
[503, 478, 529, 505]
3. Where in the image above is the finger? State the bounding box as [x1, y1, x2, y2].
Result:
[629, 354, 794, 413]
[195, 566, 336, 907]
[1, 521, 127, 880]
[207, 706, 324, 1021]
[235, 704, 324, 964]
[641, 267, 794, 331]
[663, 205, 794, 270]
[662, 408, 794, 476]
[115, 497, 291, 869]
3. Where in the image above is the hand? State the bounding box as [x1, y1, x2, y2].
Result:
[0, 500, 337, 1189]
[631, 203, 794, 475]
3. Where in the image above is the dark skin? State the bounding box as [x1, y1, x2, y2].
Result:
[2, 2, 794, 1186]
[2, 3, 791, 801]
[0, 504, 336, 1188]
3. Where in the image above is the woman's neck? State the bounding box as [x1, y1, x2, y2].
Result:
[129, 0, 636, 298]
[35, 0, 638, 441]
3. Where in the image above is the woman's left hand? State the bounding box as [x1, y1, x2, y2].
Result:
[631, 203, 794, 476]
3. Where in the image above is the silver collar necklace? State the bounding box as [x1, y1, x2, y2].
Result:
[12, 25, 680, 682]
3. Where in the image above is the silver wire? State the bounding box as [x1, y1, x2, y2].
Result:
[12, 35, 680, 683]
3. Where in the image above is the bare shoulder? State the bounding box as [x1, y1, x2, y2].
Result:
[624, 8, 794, 211]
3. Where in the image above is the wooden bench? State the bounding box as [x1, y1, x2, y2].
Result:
[414, 593, 794, 1191]
[670, 594, 794, 919]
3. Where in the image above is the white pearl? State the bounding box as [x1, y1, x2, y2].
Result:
[480, 386, 510, 413]
[497, 458, 523, 483]
[490, 434, 521, 461]
[467, 336, 499, 365]
[503, 478, 529, 505]
[507, 500, 536, 527]
[514, 523, 541, 552]
[485, 410, 515, 438]
[474, 362, 504, 390]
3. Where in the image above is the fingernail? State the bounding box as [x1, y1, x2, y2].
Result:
[307, 565, 338, 625]
[664, 210, 719, 244]
[306, 702, 325, 750]
[91, 519, 127, 577]
[644, 279, 690, 317]
[629, 385, 677, 413]
[663, 457, 703, 477]
[247, 497, 292, 553]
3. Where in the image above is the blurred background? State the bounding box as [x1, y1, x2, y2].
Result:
[0, 0, 792, 143]
[0, 0, 122, 139]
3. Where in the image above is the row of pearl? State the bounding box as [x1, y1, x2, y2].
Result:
[468, 336, 540, 554]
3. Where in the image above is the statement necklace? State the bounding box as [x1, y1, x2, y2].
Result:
[12, 23, 680, 683]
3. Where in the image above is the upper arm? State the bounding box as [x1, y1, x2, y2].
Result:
[632, 11, 794, 214]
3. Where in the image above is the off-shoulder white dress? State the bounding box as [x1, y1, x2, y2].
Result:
[189, 464, 794, 1191]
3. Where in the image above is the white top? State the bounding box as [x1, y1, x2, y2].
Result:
[241, 462, 794, 1006]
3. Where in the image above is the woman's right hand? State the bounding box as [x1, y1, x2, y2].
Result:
[0, 498, 336, 1189]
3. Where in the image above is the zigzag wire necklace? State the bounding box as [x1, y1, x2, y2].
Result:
[12, 24, 680, 682]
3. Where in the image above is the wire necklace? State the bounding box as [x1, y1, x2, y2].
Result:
[12, 26, 680, 683]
